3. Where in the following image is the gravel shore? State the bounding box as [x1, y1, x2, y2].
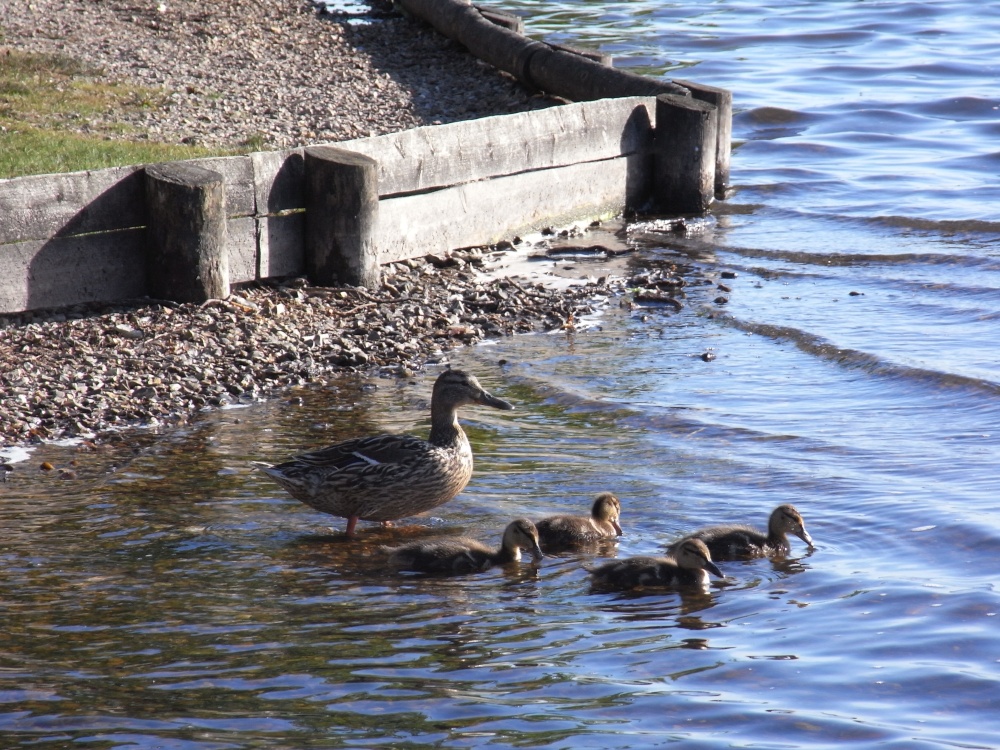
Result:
[1, 2, 661, 453]
[0, 248, 638, 448]
[2, 0, 557, 148]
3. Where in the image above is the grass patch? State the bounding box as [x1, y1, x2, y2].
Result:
[0, 47, 236, 178]
[0, 123, 230, 178]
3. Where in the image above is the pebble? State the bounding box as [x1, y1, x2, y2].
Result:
[0, 257, 628, 446]
[2, 0, 559, 150]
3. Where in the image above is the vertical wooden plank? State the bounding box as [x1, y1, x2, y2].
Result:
[652, 94, 718, 214]
[304, 146, 380, 288]
[145, 162, 230, 303]
[674, 79, 732, 197]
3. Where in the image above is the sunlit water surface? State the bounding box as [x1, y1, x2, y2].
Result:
[2, 1, 999, 748]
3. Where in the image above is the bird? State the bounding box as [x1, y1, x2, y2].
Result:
[534, 492, 623, 551]
[665, 504, 814, 560]
[385, 518, 544, 574]
[255, 369, 514, 535]
[589, 538, 723, 591]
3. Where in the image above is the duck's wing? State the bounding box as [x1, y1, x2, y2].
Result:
[288, 434, 431, 470]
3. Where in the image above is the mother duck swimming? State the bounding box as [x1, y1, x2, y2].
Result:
[256, 369, 514, 535]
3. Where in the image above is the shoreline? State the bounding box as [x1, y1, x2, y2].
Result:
[0, 230, 645, 451]
[0, 2, 641, 454]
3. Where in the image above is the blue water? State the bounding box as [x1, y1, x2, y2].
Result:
[2, 1, 999, 748]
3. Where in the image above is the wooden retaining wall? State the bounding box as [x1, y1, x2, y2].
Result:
[0, 2, 733, 314]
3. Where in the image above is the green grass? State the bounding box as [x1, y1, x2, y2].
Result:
[0, 47, 238, 178]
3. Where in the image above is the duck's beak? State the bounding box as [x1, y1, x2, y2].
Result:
[797, 527, 815, 548]
[612, 519, 623, 536]
[529, 541, 544, 563]
[478, 388, 514, 411]
[706, 560, 724, 578]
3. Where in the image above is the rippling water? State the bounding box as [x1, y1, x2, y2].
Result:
[3, 1, 1000, 748]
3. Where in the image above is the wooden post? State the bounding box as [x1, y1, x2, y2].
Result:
[652, 94, 718, 215]
[145, 162, 229, 303]
[674, 79, 732, 198]
[304, 145, 380, 288]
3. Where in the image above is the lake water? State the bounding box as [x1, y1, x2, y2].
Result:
[2, 1, 999, 748]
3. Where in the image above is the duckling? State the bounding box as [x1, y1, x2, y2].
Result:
[255, 369, 513, 535]
[589, 538, 723, 590]
[666, 504, 814, 560]
[385, 518, 544, 574]
[534, 492, 623, 551]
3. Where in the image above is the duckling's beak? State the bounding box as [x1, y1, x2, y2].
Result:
[797, 527, 815, 548]
[706, 560, 724, 578]
[612, 519, 623, 536]
[478, 389, 514, 411]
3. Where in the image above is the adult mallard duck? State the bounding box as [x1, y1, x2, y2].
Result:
[385, 518, 544, 574]
[665, 504, 814, 560]
[589, 538, 724, 591]
[256, 369, 514, 535]
[534, 492, 623, 551]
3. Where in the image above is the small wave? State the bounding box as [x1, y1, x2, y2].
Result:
[908, 96, 1000, 120]
[868, 214, 1000, 234]
[736, 107, 823, 139]
[718, 242, 1000, 272]
[712, 313, 1000, 397]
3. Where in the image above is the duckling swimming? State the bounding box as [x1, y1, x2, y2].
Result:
[255, 369, 514, 536]
[385, 518, 544, 575]
[535, 492, 623, 551]
[589, 538, 723, 591]
[666, 504, 814, 560]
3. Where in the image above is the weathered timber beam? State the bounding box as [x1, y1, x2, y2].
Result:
[396, 0, 687, 100]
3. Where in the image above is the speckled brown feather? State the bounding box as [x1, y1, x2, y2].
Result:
[255, 370, 513, 533]
[665, 504, 814, 560]
[535, 492, 623, 551]
[589, 539, 723, 591]
[385, 518, 544, 574]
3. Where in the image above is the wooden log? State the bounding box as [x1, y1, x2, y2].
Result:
[340, 96, 655, 197]
[652, 94, 718, 215]
[0, 166, 145, 245]
[0, 229, 146, 314]
[145, 162, 229, 303]
[397, 0, 687, 99]
[304, 146, 380, 288]
[674, 79, 732, 197]
[376, 156, 644, 264]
